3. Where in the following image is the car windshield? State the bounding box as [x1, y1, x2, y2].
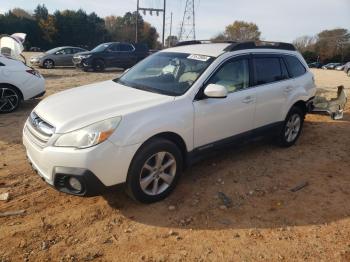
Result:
[91, 43, 110, 52]
[114, 52, 215, 96]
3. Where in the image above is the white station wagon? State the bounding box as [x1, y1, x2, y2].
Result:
[23, 41, 316, 202]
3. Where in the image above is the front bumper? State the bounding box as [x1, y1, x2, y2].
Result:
[30, 59, 42, 67]
[73, 57, 92, 69]
[23, 125, 141, 196]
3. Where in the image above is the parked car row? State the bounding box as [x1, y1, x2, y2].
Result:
[308, 61, 350, 76]
[29, 42, 149, 72]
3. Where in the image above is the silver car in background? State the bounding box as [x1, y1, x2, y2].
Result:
[30, 46, 87, 69]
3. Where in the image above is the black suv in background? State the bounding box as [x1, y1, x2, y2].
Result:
[73, 42, 149, 72]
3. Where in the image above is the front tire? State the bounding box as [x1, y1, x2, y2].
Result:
[92, 59, 105, 72]
[43, 59, 54, 69]
[278, 106, 304, 147]
[126, 138, 183, 203]
[0, 85, 21, 113]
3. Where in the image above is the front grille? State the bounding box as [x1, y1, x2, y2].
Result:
[25, 112, 55, 148]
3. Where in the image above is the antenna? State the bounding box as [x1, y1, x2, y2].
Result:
[178, 0, 196, 41]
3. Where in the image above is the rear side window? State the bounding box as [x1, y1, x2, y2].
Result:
[254, 57, 283, 85]
[284, 56, 306, 78]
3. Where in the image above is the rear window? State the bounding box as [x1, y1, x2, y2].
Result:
[254, 57, 283, 85]
[284, 56, 306, 78]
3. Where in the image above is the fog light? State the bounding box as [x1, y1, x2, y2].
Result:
[68, 177, 82, 192]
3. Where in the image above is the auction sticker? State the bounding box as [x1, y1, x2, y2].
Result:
[187, 54, 211, 61]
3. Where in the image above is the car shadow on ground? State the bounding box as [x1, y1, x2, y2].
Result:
[103, 114, 350, 230]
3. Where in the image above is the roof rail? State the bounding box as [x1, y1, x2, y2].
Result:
[224, 41, 296, 51]
[175, 40, 236, 47]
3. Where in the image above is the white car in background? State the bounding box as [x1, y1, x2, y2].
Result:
[23, 41, 316, 203]
[0, 33, 45, 113]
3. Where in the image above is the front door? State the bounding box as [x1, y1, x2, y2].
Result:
[193, 56, 256, 148]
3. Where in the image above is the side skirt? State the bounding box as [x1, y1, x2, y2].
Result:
[186, 121, 284, 166]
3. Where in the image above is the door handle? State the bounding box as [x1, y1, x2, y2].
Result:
[242, 96, 254, 104]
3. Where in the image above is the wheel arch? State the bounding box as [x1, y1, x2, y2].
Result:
[291, 100, 307, 116]
[0, 83, 24, 100]
[135, 131, 188, 169]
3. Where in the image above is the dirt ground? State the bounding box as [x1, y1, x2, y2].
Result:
[1, 54, 350, 261]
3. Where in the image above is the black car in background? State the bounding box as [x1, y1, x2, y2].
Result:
[308, 62, 323, 68]
[73, 42, 149, 72]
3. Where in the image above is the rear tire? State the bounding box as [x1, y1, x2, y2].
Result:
[278, 106, 304, 147]
[0, 85, 21, 113]
[92, 59, 105, 72]
[126, 138, 183, 203]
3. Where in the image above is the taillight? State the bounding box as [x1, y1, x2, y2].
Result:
[26, 69, 41, 78]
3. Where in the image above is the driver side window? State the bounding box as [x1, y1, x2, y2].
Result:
[208, 59, 250, 93]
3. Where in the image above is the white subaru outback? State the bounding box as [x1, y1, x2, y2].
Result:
[23, 41, 316, 203]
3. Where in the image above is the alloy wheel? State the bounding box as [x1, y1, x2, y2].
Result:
[139, 151, 177, 196]
[44, 60, 54, 69]
[0, 88, 19, 113]
[285, 113, 301, 143]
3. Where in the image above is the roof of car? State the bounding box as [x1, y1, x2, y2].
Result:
[162, 43, 232, 57]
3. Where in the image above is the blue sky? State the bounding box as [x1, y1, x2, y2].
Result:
[1, 0, 350, 42]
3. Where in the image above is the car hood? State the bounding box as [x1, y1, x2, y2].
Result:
[34, 80, 174, 133]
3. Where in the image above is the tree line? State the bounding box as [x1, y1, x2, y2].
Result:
[213, 21, 350, 63]
[0, 4, 160, 50]
[1, 5, 349, 63]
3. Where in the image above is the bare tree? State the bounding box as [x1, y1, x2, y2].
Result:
[293, 35, 316, 52]
[212, 21, 261, 41]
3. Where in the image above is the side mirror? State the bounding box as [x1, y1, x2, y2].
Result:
[204, 84, 228, 98]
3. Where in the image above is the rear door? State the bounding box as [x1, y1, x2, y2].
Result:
[252, 54, 292, 128]
[118, 43, 136, 68]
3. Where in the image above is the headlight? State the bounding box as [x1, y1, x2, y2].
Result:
[54, 116, 121, 149]
[81, 55, 91, 59]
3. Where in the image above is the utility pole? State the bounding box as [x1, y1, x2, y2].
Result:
[168, 12, 173, 47]
[136, 0, 139, 43]
[135, 0, 167, 47]
[162, 0, 166, 48]
[179, 0, 196, 41]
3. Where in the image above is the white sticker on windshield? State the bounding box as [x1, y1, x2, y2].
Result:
[187, 54, 210, 62]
